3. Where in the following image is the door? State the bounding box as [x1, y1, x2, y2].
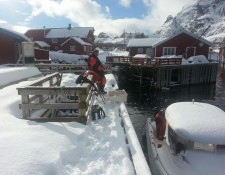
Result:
[185, 47, 196, 59]
[146, 48, 154, 58]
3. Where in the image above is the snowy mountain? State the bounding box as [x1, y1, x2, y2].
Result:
[94, 31, 149, 46]
[95, 37, 127, 45]
[157, 0, 225, 43]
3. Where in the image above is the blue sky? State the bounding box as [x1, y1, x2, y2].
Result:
[0, 0, 192, 35]
[95, 0, 148, 19]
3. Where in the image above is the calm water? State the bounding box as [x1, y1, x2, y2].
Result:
[120, 74, 225, 157]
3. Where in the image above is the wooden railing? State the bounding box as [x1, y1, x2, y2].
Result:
[106, 56, 182, 66]
[106, 56, 131, 63]
[17, 72, 95, 123]
[35, 64, 112, 74]
[154, 57, 182, 65]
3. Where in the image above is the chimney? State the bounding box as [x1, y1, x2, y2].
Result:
[43, 26, 46, 37]
[68, 24, 71, 30]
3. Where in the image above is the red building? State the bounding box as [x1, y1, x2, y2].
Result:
[0, 28, 30, 64]
[219, 46, 225, 59]
[61, 37, 92, 55]
[127, 30, 212, 59]
[25, 25, 95, 55]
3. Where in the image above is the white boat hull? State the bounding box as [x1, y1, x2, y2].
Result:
[146, 118, 225, 175]
[146, 118, 168, 175]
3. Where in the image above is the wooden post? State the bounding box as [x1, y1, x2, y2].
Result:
[21, 94, 30, 118]
[78, 88, 88, 118]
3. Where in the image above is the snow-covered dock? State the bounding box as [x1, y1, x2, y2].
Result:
[0, 66, 151, 175]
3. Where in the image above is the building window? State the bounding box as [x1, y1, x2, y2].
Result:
[55, 46, 58, 51]
[84, 46, 87, 52]
[163, 47, 176, 55]
[70, 46, 75, 51]
[52, 38, 58, 43]
[138, 48, 143, 53]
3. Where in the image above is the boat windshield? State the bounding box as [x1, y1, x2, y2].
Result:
[167, 126, 225, 153]
[193, 142, 214, 152]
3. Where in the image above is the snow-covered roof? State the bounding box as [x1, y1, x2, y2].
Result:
[0, 27, 30, 41]
[95, 37, 128, 44]
[154, 30, 212, 47]
[127, 38, 166, 47]
[61, 37, 91, 46]
[166, 102, 225, 144]
[45, 27, 94, 39]
[35, 41, 50, 48]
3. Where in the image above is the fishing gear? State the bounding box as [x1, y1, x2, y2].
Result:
[91, 105, 106, 121]
[76, 74, 106, 103]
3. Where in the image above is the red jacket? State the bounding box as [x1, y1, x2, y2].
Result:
[88, 54, 104, 73]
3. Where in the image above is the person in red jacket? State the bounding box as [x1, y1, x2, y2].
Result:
[155, 108, 166, 140]
[88, 49, 106, 93]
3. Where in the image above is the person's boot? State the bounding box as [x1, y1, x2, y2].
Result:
[99, 84, 106, 94]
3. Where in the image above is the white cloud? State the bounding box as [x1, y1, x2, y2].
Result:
[0, 19, 7, 24]
[142, 0, 193, 32]
[119, 0, 132, 8]
[12, 25, 30, 34]
[104, 6, 110, 14]
[147, 0, 192, 18]
[22, 0, 191, 35]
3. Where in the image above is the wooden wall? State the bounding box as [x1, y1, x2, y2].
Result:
[155, 33, 209, 58]
[0, 34, 20, 64]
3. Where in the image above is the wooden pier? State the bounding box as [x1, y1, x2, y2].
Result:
[17, 72, 95, 123]
[16, 59, 218, 122]
[106, 56, 219, 88]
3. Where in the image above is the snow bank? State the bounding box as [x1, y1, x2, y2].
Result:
[0, 66, 41, 87]
[133, 54, 151, 58]
[187, 55, 209, 64]
[0, 67, 151, 175]
[50, 51, 88, 64]
[182, 55, 212, 64]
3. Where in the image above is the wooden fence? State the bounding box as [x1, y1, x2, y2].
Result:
[106, 56, 182, 66]
[125, 63, 219, 88]
[35, 64, 112, 74]
[17, 72, 95, 123]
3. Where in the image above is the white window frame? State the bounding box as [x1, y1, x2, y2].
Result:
[52, 38, 58, 43]
[163, 47, 176, 56]
[138, 48, 143, 53]
[70, 46, 75, 51]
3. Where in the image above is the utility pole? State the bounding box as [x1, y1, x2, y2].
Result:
[124, 29, 126, 51]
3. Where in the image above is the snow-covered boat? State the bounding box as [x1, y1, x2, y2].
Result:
[146, 101, 225, 175]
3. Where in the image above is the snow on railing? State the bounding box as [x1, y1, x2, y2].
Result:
[120, 103, 152, 175]
[106, 56, 182, 66]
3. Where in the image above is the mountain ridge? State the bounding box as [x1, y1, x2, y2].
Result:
[95, 0, 225, 44]
[157, 0, 225, 43]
